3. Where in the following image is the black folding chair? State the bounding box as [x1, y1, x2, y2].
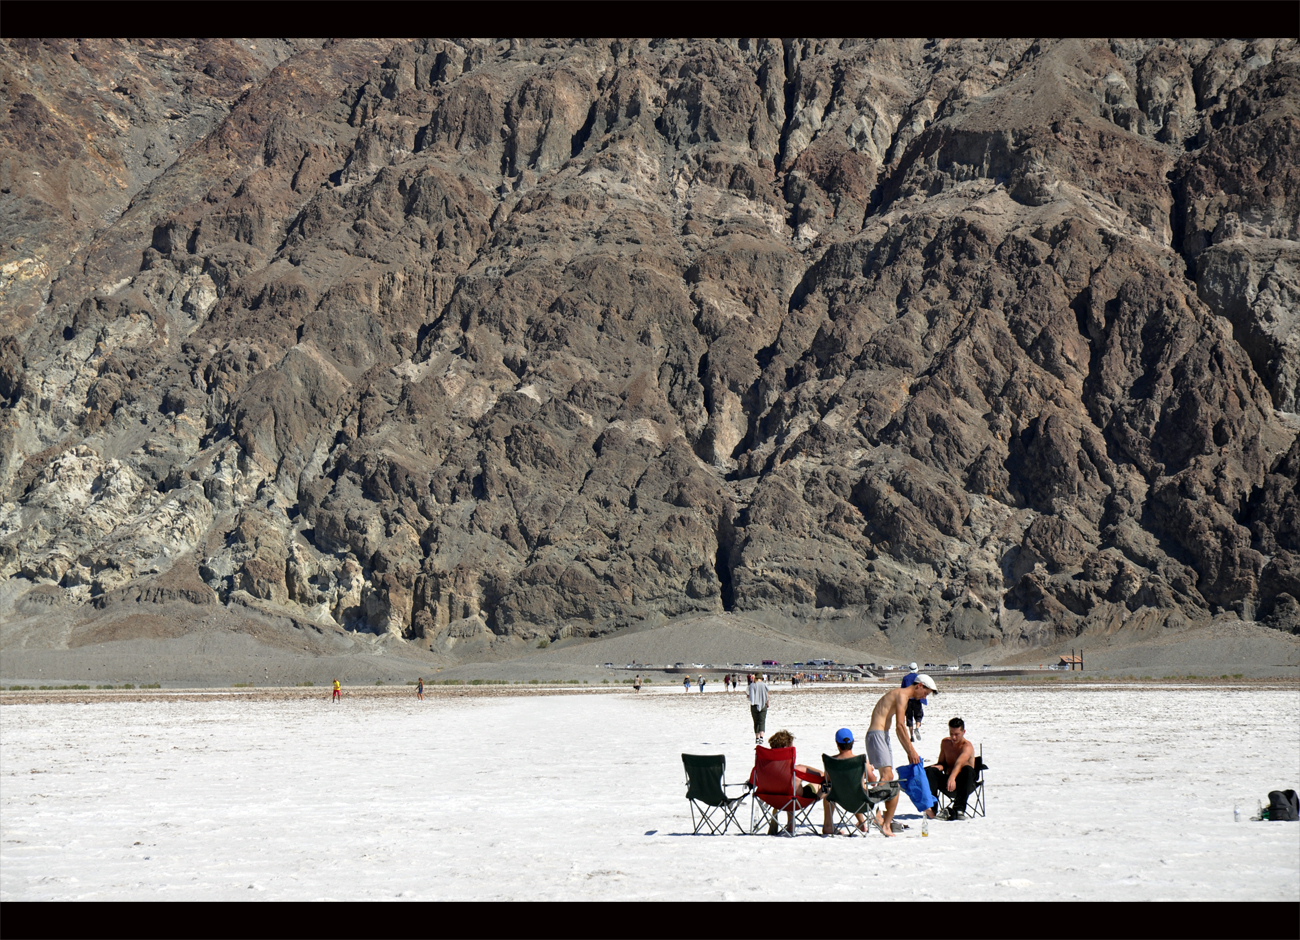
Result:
[682, 754, 750, 834]
[934, 745, 987, 819]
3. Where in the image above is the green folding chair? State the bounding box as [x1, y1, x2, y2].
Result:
[821, 753, 900, 836]
[682, 754, 750, 835]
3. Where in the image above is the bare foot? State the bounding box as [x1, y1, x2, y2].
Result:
[880, 820, 895, 837]
[924, 807, 936, 819]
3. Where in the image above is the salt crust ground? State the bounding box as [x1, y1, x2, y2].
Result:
[2, 684, 1297, 901]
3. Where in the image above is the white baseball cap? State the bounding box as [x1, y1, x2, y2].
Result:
[915, 674, 938, 692]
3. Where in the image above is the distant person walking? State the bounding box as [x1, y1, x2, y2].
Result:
[633, 674, 642, 692]
[900, 664, 923, 739]
[699, 676, 706, 693]
[724, 674, 731, 692]
[332, 679, 341, 703]
[684, 675, 691, 693]
[416, 677, 424, 701]
[748, 673, 769, 745]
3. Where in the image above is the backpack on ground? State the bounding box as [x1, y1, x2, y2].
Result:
[1267, 789, 1298, 821]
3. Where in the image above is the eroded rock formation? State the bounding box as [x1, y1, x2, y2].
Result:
[2, 37, 1297, 656]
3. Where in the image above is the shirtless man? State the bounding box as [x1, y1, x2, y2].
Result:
[865, 674, 937, 835]
[925, 717, 977, 820]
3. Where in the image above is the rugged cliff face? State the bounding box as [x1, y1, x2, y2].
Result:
[2, 37, 1297, 659]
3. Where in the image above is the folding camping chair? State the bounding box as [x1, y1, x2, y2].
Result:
[749, 745, 822, 836]
[682, 753, 750, 834]
[820, 753, 901, 836]
[933, 744, 987, 819]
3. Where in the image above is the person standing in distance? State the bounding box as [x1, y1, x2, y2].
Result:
[748, 673, 770, 746]
[900, 663, 923, 740]
[332, 678, 341, 703]
[633, 674, 642, 692]
[699, 675, 706, 693]
[683, 675, 691, 693]
[416, 677, 424, 701]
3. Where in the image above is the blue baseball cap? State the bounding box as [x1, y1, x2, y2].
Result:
[835, 727, 854, 746]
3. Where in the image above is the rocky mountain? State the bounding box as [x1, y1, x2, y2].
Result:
[2, 37, 1297, 664]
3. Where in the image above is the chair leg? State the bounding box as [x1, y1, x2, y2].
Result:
[863, 801, 885, 835]
[830, 803, 854, 836]
[824, 801, 870, 836]
[690, 800, 725, 835]
[793, 800, 819, 835]
[720, 798, 745, 834]
[754, 798, 804, 835]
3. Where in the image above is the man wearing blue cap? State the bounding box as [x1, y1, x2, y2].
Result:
[821, 728, 881, 835]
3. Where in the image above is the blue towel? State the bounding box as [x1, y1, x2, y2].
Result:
[894, 761, 936, 813]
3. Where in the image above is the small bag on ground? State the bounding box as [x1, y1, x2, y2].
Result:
[1267, 789, 1298, 821]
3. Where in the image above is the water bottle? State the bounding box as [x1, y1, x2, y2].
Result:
[922, 818, 929, 837]
[1233, 804, 1241, 823]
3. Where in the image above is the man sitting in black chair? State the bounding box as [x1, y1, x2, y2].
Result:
[924, 717, 978, 820]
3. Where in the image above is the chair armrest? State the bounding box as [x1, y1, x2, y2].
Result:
[724, 781, 753, 792]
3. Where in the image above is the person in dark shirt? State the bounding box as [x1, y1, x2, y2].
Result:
[900, 664, 923, 740]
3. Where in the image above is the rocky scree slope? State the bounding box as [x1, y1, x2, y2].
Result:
[1, 37, 1297, 660]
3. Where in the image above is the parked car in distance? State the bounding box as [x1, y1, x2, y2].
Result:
[981, 664, 993, 669]
[792, 661, 805, 667]
[959, 663, 974, 669]
[674, 662, 685, 667]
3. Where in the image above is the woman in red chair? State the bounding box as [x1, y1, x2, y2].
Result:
[751, 730, 825, 834]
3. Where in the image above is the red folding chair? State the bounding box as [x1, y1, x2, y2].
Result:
[749, 745, 822, 836]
